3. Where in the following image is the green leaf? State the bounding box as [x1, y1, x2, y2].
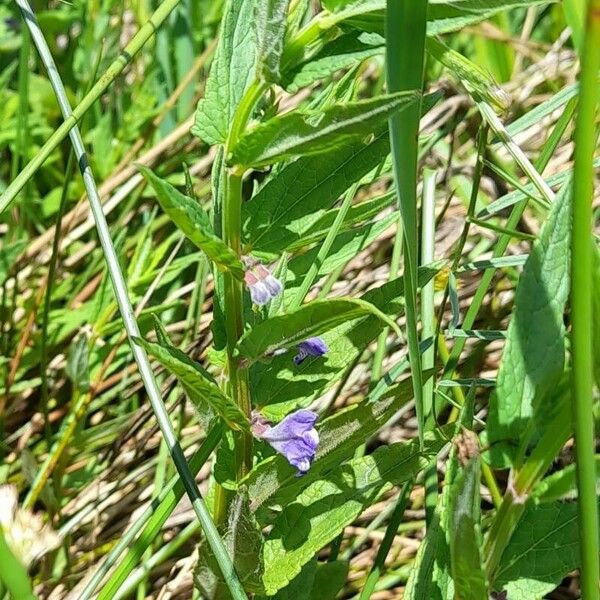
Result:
[262, 430, 449, 594]
[426, 37, 509, 113]
[243, 373, 424, 512]
[449, 457, 489, 600]
[312, 561, 349, 599]
[195, 489, 265, 598]
[243, 128, 391, 254]
[250, 264, 443, 417]
[320, 0, 555, 36]
[134, 336, 249, 432]
[0, 529, 36, 600]
[533, 457, 600, 503]
[486, 181, 571, 467]
[282, 31, 383, 92]
[191, 0, 258, 145]
[230, 91, 420, 167]
[236, 297, 400, 361]
[255, 0, 290, 82]
[494, 501, 584, 599]
[138, 166, 244, 280]
[66, 334, 90, 393]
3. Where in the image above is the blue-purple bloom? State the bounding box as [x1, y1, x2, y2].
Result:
[244, 262, 283, 306]
[293, 337, 329, 365]
[251, 410, 319, 475]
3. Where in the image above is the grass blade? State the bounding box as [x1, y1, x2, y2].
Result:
[569, 0, 600, 596]
[385, 0, 427, 443]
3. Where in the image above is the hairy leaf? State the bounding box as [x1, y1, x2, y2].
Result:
[134, 337, 249, 432]
[192, 0, 257, 144]
[255, 0, 290, 82]
[262, 430, 449, 594]
[230, 91, 419, 167]
[195, 489, 264, 598]
[237, 298, 399, 361]
[243, 129, 390, 254]
[138, 166, 244, 279]
[486, 181, 571, 466]
[494, 501, 582, 599]
[282, 31, 384, 92]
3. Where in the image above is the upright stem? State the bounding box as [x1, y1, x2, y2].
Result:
[570, 1, 600, 597]
[221, 79, 268, 482]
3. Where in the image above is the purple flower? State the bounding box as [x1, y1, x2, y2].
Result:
[251, 410, 319, 475]
[293, 337, 329, 365]
[244, 262, 283, 306]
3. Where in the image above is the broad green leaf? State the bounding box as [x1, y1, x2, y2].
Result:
[191, 0, 257, 145]
[255, 0, 290, 82]
[244, 373, 424, 511]
[195, 489, 265, 597]
[138, 166, 244, 280]
[312, 561, 349, 599]
[257, 559, 317, 600]
[449, 457, 489, 600]
[243, 129, 391, 254]
[229, 91, 419, 167]
[486, 182, 571, 467]
[282, 31, 383, 92]
[320, 0, 555, 36]
[236, 298, 400, 361]
[261, 430, 449, 594]
[257, 559, 348, 600]
[250, 264, 443, 417]
[426, 37, 509, 113]
[134, 337, 249, 432]
[494, 501, 583, 599]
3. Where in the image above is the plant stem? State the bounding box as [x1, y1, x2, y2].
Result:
[221, 79, 268, 484]
[17, 4, 246, 597]
[570, 0, 600, 596]
[385, 0, 427, 445]
[1, 0, 183, 215]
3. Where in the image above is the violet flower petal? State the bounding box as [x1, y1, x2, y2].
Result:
[259, 410, 319, 475]
[249, 281, 271, 306]
[293, 337, 328, 365]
